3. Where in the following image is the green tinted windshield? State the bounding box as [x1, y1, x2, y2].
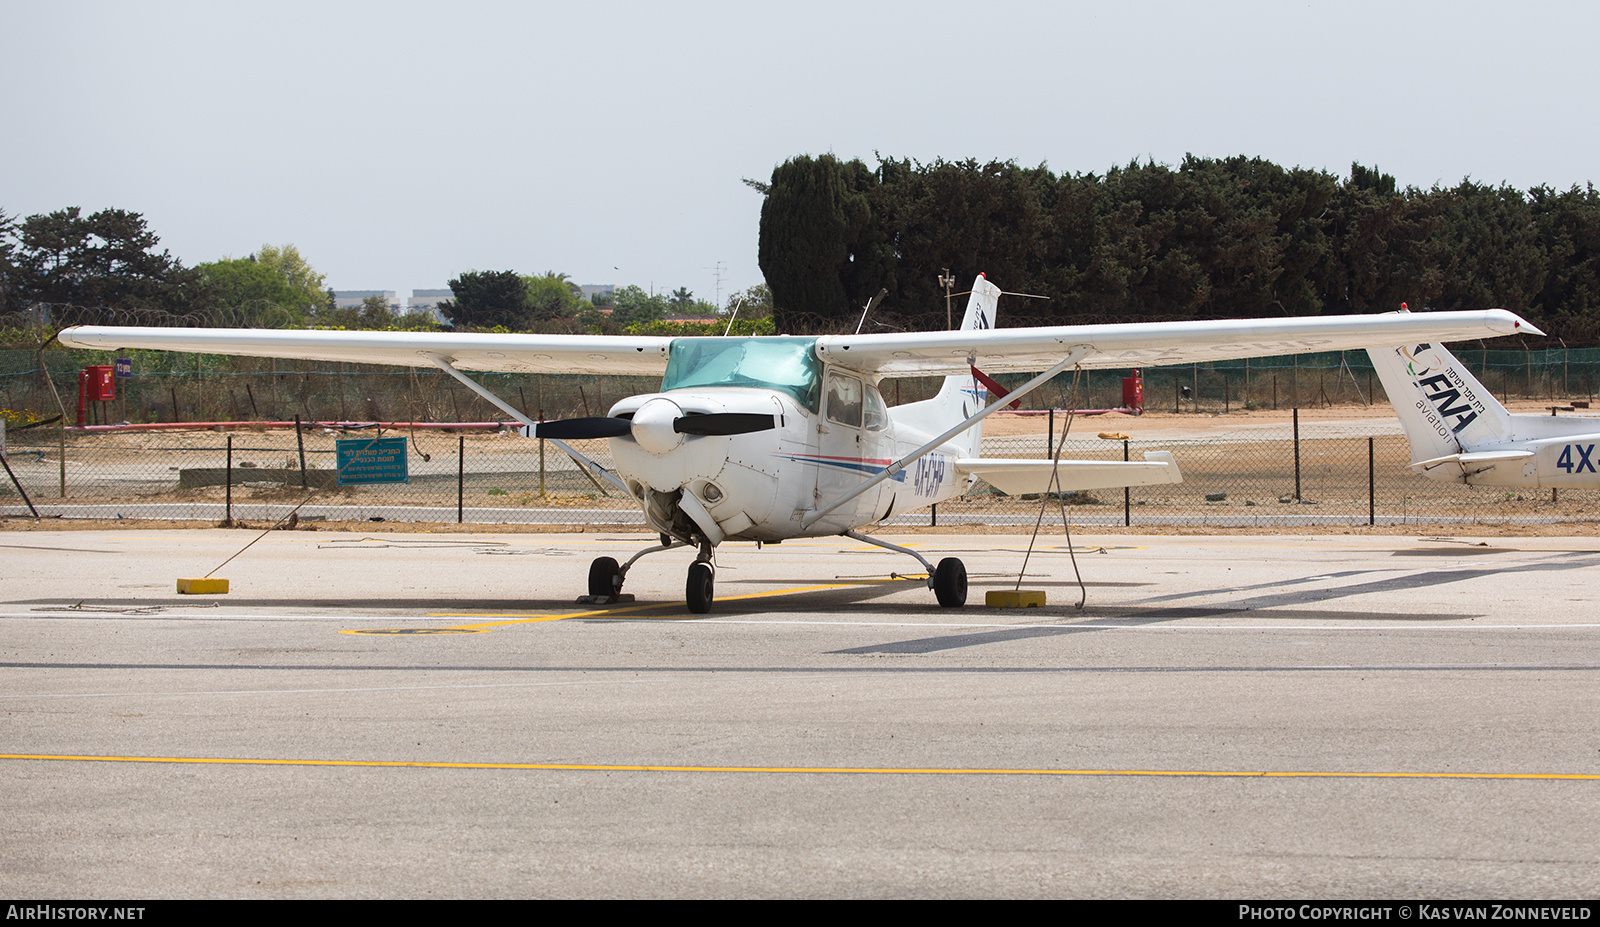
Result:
[661, 337, 821, 413]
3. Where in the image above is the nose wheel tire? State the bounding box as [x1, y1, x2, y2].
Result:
[588, 557, 622, 597]
[687, 561, 715, 614]
[933, 557, 967, 608]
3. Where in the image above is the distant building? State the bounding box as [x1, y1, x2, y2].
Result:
[580, 284, 614, 304]
[332, 290, 400, 312]
[407, 288, 451, 322]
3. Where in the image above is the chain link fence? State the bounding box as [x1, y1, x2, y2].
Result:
[924, 427, 1600, 528]
[3, 346, 1599, 528]
[3, 418, 1596, 528]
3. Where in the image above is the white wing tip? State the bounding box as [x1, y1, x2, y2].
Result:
[1487, 309, 1544, 337]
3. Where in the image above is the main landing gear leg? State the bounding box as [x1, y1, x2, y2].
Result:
[843, 530, 967, 608]
[582, 539, 688, 604]
[685, 539, 715, 614]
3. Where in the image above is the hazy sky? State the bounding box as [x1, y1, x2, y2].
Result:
[6, 1, 1596, 308]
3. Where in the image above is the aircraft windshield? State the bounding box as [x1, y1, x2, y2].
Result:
[661, 337, 822, 413]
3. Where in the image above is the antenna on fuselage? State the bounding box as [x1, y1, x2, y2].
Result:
[723, 297, 744, 337]
[854, 288, 888, 335]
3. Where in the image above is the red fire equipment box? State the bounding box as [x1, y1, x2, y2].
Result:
[1121, 369, 1144, 412]
[83, 365, 116, 402]
[78, 365, 117, 425]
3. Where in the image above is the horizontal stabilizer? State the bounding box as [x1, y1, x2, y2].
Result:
[1412, 449, 1535, 471]
[956, 451, 1181, 495]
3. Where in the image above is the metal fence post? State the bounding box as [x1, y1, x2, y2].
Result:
[1293, 408, 1301, 502]
[58, 417, 65, 498]
[294, 415, 308, 489]
[225, 434, 233, 526]
[1123, 438, 1131, 527]
[458, 435, 465, 524]
[1368, 436, 1375, 527]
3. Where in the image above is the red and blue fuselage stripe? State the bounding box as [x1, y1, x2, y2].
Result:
[775, 453, 908, 481]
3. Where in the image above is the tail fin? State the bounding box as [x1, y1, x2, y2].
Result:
[1367, 339, 1513, 462]
[924, 275, 1002, 456]
[955, 274, 1000, 333]
[886, 276, 1002, 454]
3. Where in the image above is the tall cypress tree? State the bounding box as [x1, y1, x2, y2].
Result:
[758, 155, 873, 330]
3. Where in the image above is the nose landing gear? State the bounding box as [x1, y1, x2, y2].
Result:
[686, 560, 715, 613]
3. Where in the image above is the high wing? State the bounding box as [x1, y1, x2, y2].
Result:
[60, 279, 1539, 378]
[814, 310, 1538, 377]
[55, 327, 674, 376]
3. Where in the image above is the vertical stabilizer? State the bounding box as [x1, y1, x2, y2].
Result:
[1367, 340, 1513, 462]
[887, 275, 1003, 455]
[923, 275, 1003, 457]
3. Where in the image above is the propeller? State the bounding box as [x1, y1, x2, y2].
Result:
[532, 417, 632, 439]
[673, 413, 776, 436]
[531, 412, 776, 441]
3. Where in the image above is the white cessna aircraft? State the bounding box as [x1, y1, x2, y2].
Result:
[60, 277, 1535, 612]
[1369, 333, 1597, 488]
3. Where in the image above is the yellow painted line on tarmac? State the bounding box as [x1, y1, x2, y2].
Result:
[341, 581, 865, 635]
[3, 752, 1597, 781]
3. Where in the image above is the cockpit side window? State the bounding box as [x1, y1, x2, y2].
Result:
[826, 373, 864, 429]
[863, 385, 889, 432]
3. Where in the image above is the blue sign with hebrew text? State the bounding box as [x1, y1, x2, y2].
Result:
[336, 437, 409, 485]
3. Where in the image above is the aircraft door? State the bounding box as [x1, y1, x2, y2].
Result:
[815, 370, 886, 524]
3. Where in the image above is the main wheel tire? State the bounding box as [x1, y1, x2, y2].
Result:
[933, 557, 967, 608]
[686, 561, 715, 614]
[588, 557, 621, 597]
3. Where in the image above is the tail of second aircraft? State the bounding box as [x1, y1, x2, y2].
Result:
[889, 275, 1002, 456]
[1367, 338, 1514, 465]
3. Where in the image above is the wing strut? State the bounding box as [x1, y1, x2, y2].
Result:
[802, 345, 1092, 528]
[424, 353, 628, 494]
